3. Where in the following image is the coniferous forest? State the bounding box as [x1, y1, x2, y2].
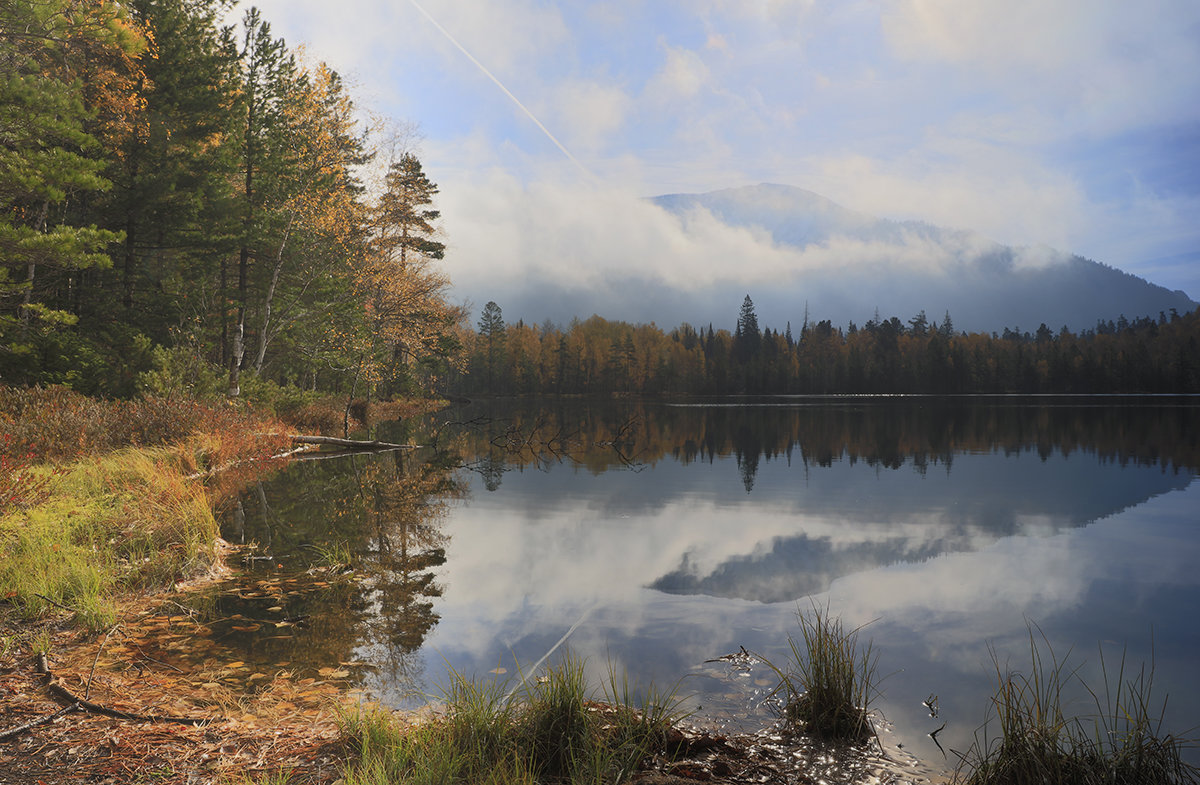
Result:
[1, 0, 462, 400]
[456, 298, 1200, 396]
[2, 1, 1198, 402]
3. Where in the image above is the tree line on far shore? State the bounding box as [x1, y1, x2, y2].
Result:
[457, 297, 1200, 396]
[4, 1, 1196, 405]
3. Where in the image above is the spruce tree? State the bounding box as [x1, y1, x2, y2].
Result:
[734, 294, 761, 363]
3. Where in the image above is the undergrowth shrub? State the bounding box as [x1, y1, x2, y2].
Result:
[0, 385, 288, 464]
[0, 434, 61, 513]
[136, 344, 226, 401]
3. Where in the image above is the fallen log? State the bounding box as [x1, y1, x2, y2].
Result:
[288, 434, 418, 451]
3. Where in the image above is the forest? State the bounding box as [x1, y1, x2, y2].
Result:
[1, 0, 462, 401]
[458, 298, 1200, 396]
[2, 1, 1197, 404]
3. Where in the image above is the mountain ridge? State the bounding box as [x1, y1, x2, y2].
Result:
[647, 183, 1197, 332]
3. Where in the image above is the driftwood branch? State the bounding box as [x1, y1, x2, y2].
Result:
[288, 434, 417, 451]
[36, 653, 213, 727]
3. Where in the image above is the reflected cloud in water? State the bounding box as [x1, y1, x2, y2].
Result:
[226, 398, 1199, 774]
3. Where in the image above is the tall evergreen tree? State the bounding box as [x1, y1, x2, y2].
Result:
[97, 0, 240, 366]
[373, 154, 445, 270]
[227, 7, 293, 396]
[0, 0, 146, 384]
[477, 301, 505, 390]
[734, 294, 761, 363]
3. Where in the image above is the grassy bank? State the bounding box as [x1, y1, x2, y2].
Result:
[338, 655, 686, 785]
[1, 448, 226, 629]
[0, 384, 442, 636]
[0, 388, 290, 631]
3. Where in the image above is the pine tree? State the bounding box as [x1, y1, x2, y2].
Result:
[102, 0, 240, 339]
[373, 154, 445, 269]
[352, 151, 459, 396]
[227, 7, 293, 396]
[0, 0, 145, 383]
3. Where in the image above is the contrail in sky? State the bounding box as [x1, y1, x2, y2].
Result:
[407, 0, 594, 180]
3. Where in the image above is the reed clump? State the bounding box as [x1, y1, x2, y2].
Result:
[338, 652, 687, 785]
[763, 604, 881, 743]
[955, 628, 1200, 785]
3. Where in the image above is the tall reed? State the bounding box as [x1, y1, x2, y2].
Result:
[955, 627, 1200, 785]
[763, 604, 881, 742]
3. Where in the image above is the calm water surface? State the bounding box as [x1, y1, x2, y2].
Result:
[217, 396, 1200, 776]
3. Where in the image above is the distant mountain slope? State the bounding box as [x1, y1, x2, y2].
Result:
[649, 184, 1197, 333]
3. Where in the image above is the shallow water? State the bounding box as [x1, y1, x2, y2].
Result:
[217, 396, 1200, 778]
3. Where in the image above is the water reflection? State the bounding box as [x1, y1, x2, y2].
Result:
[216, 396, 1199, 776]
[204, 447, 464, 699]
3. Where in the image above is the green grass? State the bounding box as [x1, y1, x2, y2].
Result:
[337, 652, 687, 785]
[955, 627, 1200, 785]
[0, 448, 221, 630]
[762, 604, 881, 743]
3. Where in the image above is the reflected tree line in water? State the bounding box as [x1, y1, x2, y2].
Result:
[431, 398, 1200, 492]
[216, 444, 466, 698]
[210, 397, 1197, 691]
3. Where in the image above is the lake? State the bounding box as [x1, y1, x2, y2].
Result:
[215, 396, 1200, 779]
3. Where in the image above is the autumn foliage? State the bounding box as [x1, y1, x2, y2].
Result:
[455, 303, 1200, 396]
[1, 1, 463, 403]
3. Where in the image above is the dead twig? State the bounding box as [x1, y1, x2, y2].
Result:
[32, 593, 72, 612]
[36, 653, 214, 727]
[0, 703, 79, 741]
[85, 623, 122, 701]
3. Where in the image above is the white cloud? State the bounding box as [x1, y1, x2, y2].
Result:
[881, 0, 1200, 136]
[644, 44, 711, 103]
[808, 148, 1087, 250]
[547, 78, 632, 154]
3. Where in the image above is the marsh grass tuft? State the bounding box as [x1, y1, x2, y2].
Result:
[955, 626, 1200, 785]
[762, 604, 881, 743]
[337, 652, 688, 785]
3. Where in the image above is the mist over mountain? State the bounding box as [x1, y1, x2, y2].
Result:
[645, 184, 1197, 334]
[449, 182, 1195, 335]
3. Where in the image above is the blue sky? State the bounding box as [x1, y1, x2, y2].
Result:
[236, 0, 1200, 324]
